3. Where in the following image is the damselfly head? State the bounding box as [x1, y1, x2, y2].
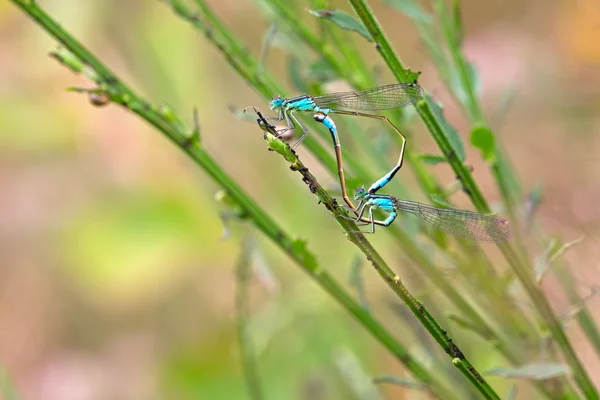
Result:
[353, 187, 367, 200]
[269, 97, 283, 110]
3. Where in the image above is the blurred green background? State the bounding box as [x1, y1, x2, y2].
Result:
[1, 0, 600, 399]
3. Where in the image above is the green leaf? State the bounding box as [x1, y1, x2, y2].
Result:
[383, 0, 433, 24]
[426, 96, 466, 161]
[452, 0, 463, 47]
[415, 153, 447, 165]
[466, 61, 481, 96]
[308, 9, 373, 42]
[372, 376, 427, 390]
[470, 124, 496, 162]
[486, 363, 570, 380]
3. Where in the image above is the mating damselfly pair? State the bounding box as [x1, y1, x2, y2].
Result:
[251, 83, 511, 242]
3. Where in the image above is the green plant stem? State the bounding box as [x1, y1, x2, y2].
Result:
[348, 0, 595, 398]
[552, 254, 600, 356]
[8, 1, 468, 398]
[236, 239, 264, 400]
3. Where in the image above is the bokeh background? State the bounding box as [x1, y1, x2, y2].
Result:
[1, 0, 600, 399]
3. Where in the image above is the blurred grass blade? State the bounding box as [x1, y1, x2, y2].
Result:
[415, 153, 448, 165]
[449, 62, 481, 106]
[0, 365, 19, 400]
[491, 84, 519, 131]
[428, 193, 455, 209]
[333, 348, 382, 400]
[348, 256, 369, 312]
[451, 0, 464, 47]
[425, 96, 466, 161]
[236, 239, 265, 400]
[214, 189, 248, 240]
[447, 314, 493, 340]
[372, 375, 428, 390]
[486, 363, 570, 380]
[470, 125, 496, 162]
[536, 236, 585, 283]
[561, 287, 600, 326]
[507, 385, 517, 400]
[251, 247, 280, 295]
[308, 9, 373, 42]
[258, 23, 279, 74]
[287, 56, 309, 93]
[383, 0, 433, 24]
[308, 58, 337, 81]
[524, 181, 543, 231]
[548, 236, 586, 265]
[535, 238, 557, 283]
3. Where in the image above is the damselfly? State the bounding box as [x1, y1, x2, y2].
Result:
[269, 83, 424, 212]
[351, 187, 511, 242]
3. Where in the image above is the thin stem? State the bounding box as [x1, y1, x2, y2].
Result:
[235, 239, 264, 400]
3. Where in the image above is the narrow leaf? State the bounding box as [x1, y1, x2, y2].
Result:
[372, 376, 427, 390]
[536, 236, 585, 283]
[524, 181, 543, 230]
[308, 9, 373, 42]
[383, 0, 433, 24]
[560, 287, 600, 325]
[470, 124, 496, 162]
[507, 385, 517, 400]
[548, 235, 586, 264]
[466, 61, 481, 97]
[535, 238, 557, 283]
[416, 153, 447, 165]
[447, 314, 492, 339]
[486, 363, 570, 380]
[452, 0, 463, 47]
[348, 256, 369, 312]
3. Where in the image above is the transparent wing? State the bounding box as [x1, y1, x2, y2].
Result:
[393, 199, 511, 242]
[313, 83, 424, 110]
